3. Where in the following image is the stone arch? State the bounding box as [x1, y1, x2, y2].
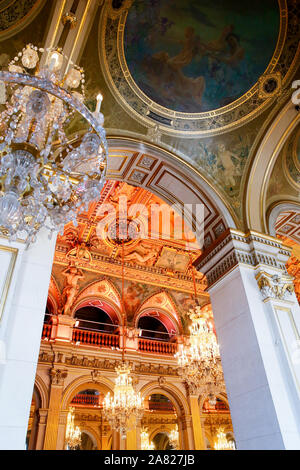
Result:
[34, 374, 49, 409]
[71, 278, 122, 324]
[139, 382, 190, 418]
[107, 137, 237, 251]
[61, 376, 114, 411]
[47, 275, 61, 313]
[134, 290, 182, 335]
[148, 425, 173, 443]
[267, 201, 300, 240]
[245, 100, 299, 233]
[78, 427, 99, 450]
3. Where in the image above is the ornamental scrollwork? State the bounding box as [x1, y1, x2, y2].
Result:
[256, 272, 294, 301]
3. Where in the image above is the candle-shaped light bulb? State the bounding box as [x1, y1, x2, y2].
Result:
[96, 92, 103, 113]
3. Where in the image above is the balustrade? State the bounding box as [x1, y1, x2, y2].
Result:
[138, 337, 177, 355]
[72, 328, 120, 348]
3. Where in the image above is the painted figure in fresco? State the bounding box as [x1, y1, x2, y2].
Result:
[123, 282, 145, 320]
[62, 265, 84, 315]
[217, 143, 242, 187]
[146, 27, 206, 107]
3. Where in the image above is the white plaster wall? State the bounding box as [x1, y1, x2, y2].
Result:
[0, 230, 56, 449]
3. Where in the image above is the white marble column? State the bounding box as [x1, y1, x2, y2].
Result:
[196, 229, 300, 450]
[0, 230, 56, 449]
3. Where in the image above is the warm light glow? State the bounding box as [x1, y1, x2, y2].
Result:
[214, 428, 236, 450]
[65, 407, 81, 450]
[174, 305, 224, 403]
[96, 93, 103, 113]
[102, 363, 144, 438]
[169, 424, 179, 449]
[141, 428, 155, 450]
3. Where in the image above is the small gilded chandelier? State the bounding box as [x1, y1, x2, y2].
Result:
[102, 237, 144, 438]
[169, 424, 179, 449]
[65, 407, 81, 450]
[0, 44, 107, 245]
[141, 428, 155, 450]
[174, 257, 224, 405]
[214, 428, 236, 450]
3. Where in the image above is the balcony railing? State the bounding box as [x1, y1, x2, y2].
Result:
[148, 401, 175, 412]
[71, 394, 102, 407]
[72, 328, 120, 348]
[138, 337, 177, 355]
[203, 401, 229, 413]
[41, 323, 52, 340]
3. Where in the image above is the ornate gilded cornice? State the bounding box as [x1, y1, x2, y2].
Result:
[54, 249, 207, 296]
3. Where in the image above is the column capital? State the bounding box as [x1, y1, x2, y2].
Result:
[49, 367, 68, 386]
[196, 228, 292, 288]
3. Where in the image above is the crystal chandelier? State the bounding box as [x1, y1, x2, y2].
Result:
[65, 407, 81, 450]
[102, 237, 144, 438]
[169, 424, 179, 449]
[175, 306, 224, 405]
[0, 44, 107, 245]
[103, 362, 144, 439]
[175, 256, 224, 404]
[141, 428, 155, 450]
[214, 428, 236, 450]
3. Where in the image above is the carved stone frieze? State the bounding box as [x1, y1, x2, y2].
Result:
[39, 348, 179, 377]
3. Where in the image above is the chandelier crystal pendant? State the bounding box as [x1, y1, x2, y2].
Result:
[214, 428, 236, 450]
[65, 407, 81, 450]
[0, 44, 107, 245]
[102, 237, 145, 439]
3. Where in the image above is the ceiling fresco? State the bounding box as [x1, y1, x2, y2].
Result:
[0, 0, 299, 233]
[266, 124, 300, 214]
[50, 180, 209, 331]
[99, 0, 299, 137]
[124, 0, 279, 113]
[0, 0, 46, 41]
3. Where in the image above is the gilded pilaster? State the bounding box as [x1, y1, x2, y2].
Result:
[43, 368, 68, 450]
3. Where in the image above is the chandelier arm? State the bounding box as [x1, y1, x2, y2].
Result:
[0, 70, 108, 161]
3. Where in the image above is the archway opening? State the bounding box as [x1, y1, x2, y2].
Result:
[138, 316, 170, 341]
[74, 306, 117, 333]
[142, 393, 179, 450]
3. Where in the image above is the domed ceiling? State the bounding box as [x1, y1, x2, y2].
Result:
[99, 0, 297, 136]
[124, 0, 278, 113]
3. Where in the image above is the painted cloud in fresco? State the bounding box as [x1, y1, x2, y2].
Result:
[124, 0, 279, 113]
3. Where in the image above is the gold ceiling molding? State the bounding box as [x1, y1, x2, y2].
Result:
[53, 252, 208, 297]
[283, 125, 300, 191]
[98, 0, 299, 137]
[0, 0, 46, 41]
[107, 136, 239, 233]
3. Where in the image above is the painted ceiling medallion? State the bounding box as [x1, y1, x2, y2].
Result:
[99, 0, 299, 137]
[0, 0, 46, 41]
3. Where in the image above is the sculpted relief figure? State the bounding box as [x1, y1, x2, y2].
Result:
[67, 241, 92, 262]
[62, 265, 84, 316]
